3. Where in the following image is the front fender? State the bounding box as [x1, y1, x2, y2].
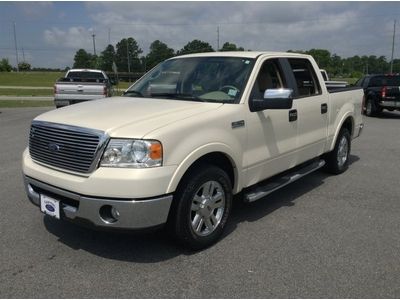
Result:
[166, 143, 242, 194]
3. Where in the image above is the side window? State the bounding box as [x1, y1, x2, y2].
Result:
[251, 59, 286, 99]
[288, 59, 321, 97]
[355, 77, 364, 87]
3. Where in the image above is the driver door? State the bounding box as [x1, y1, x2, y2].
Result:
[244, 58, 299, 187]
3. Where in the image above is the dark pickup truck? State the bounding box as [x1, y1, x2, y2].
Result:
[356, 74, 400, 116]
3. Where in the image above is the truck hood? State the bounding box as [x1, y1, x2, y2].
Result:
[35, 97, 223, 138]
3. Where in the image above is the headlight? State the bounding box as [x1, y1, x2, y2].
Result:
[100, 139, 162, 168]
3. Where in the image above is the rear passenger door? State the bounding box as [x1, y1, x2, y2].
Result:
[285, 58, 328, 163]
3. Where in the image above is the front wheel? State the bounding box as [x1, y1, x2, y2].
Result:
[324, 128, 351, 174]
[170, 165, 232, 250]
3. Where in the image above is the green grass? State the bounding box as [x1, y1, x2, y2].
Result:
[116, 82, 132, 90]
[0, 72, 63, 87]
[331, 78, 359, 85]
[0, 100, 54, 108]
[0, 88, 53, 96]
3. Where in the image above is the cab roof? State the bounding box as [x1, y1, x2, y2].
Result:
[174, 51, 311, 59]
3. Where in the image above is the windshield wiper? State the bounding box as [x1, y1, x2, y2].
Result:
[123, 90, 143, 97]
[150, 93, 205, 102]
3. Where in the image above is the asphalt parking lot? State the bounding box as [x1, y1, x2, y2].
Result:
[1, 107, 399, 298]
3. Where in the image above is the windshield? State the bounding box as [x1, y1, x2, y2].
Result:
[124, 56, 255, 103]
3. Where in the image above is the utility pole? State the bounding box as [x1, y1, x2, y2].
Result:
[22, 47, 25, 62]
[108, 28, 111, 45]
[217, 26, 220, 51]
[13, 22, 19, 72]
[390, 20, 396, 74]
[92, 33, 97, 56]
[126, 41, 131, 82]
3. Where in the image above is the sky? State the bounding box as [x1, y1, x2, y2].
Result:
[0, 1, 400, 69]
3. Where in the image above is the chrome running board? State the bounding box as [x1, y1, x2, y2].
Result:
[244, 159, 325, 203]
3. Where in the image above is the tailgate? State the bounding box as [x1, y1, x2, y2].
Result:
[384, 86, 400, 101]
[56, 82, 105, 97]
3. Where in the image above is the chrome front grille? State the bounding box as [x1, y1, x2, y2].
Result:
[29, 121, 107, 174]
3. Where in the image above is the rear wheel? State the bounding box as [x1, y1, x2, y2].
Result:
[324, 128, 351, 174]
[170, 165, 232, 250]
[365, 98, 382, 117]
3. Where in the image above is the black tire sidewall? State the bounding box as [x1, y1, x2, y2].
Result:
[366, 98, 374, 116]
[328, 128, 351, 174]
[173, 165, 232, 250]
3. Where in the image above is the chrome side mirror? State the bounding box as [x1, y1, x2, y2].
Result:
[264, 88, 293, 100]
[250, 88, 294, 112]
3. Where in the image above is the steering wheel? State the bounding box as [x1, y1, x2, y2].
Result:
[219, 85, 240, 95]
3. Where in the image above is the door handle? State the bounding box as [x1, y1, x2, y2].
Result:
[321, 103, 328, 114]
[289, 109, 297, 122]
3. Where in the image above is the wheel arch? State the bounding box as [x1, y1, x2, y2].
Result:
[329, 114, 354, 151]
[166, 145, 241, 195]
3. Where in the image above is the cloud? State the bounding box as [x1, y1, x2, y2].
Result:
[17, 2, 53, 18]
[81, 2, 372, 56]
[44, 26, 95, 51]
[36, 2, 400, 67]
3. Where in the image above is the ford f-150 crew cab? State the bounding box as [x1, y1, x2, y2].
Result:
[54, 69, 114, 108]
[23, 52, 364, 249]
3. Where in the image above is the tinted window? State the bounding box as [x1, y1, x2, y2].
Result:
[288, 59, 321, 97]
[67, 72, 105, 80]
[368, 76, 400, 87]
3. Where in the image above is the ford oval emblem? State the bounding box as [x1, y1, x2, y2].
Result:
[45, 204, 55, 212]
[48, 143, 60, 152]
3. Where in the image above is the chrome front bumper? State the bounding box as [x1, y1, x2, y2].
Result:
[24, 176, 173, 230]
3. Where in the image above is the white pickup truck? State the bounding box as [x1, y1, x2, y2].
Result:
[54, 69, 114, 108]
[23, 52, 364, 249]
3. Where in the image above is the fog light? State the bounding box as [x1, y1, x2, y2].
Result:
[99, 205, 119, 224]
[111, 207, 120, 220]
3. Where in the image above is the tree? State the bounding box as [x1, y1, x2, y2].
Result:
[0, 58, 12, 72]
[73, 49, 92, 68]
[18, 61, 31, 71]
[220, 42, 244, 51]
[115, 37, 142, 72]
[99, 44, 116, 72]
[145, 40, 175, 71]
[306, 49, 331, 69]
[177, 39, 214, 55]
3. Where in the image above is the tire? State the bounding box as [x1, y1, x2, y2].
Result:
[365, 98, 382, 117]
[170, 164, 232, 250]
[324, 128, 351, 175]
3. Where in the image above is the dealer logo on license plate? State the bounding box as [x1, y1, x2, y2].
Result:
[40, 194, 60, 219]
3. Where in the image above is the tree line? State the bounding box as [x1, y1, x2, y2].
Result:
[1, 37, 399, 77]
[73, 38, 400, 78]
[72, 39, 244, 73]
